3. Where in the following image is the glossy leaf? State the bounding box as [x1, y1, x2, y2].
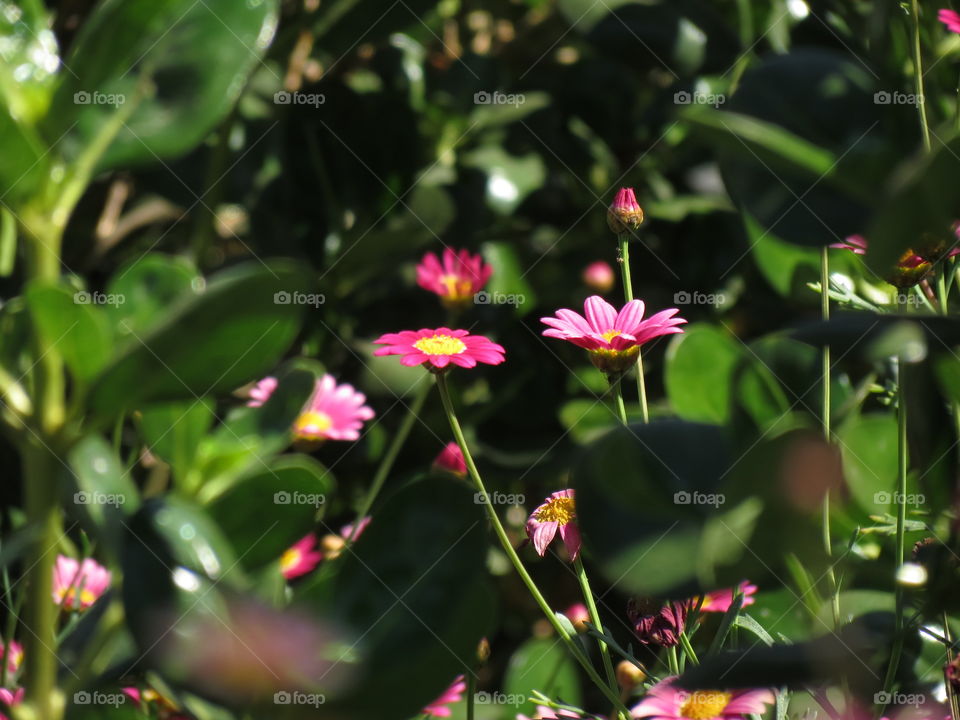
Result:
[503, 637, 581, 718]
[665, 324, 744, 424]
[106, 253, 201, 339]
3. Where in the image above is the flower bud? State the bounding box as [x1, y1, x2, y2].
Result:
[616, 660, 646, 690]
[607, 187, 644, 234]
[477, 637, 491, 664]
[582, 261, 615, 294]
[564, 603, 590, 632]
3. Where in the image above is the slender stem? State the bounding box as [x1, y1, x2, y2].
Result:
[617, 233, 648, 423]
[573, 557, 618, 695]
[938, 264, 949, 315]
[910, 0, 931, 151]
[609, 376, 628, 425]
[666, 645, 679, 675]
[434, 373, 631, 719]
[820, 246, 840, 629]
[466, 671, 475, 720]
[346, 378, 432, 542]
[678, 631, 699, 665]
[944, 612, 959, 720]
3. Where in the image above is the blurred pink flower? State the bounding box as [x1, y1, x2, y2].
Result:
[698, 582, 757, 613]
[564, 602, 590, 632]
[518, 708, 592, 720]
[374, 328, 505, 371]
[433, 442, 467, 476]
[0, 640, 22, 676]
[422, 674, 467, 717]
[526, 489, 580, 561]
[246, 376, 278, 407]
[631, 678, 775, 720]
[541, 296, 686, 375]
[293, 374, 374, 443]
[829, 234, 867, 255]
[583, 261, 616, 294]
[0, 687, 24, 720]
[280, 533, 324, 580]
[53, 555, 111, 610]
[340, 515, 371, 543]
[123, 687, 188, 719]
[607, 187, 644, 234]
[417, 248, 493, 306]
[940, 8, 960, 32]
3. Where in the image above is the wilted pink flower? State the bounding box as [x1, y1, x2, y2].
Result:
[627, 598, 690, 648]
[564, 603, 591, 632]
[53, 555, 111, 610]
[698, 581, 757, 613]
[422, 674, 466, 717]
[433, 442, 467, 476]
[293, 374, 374, 443]
[526, 490, 580, 561]
[280, 533, 324, 580]
[246, 376, 278, 407]
[0, 687, 24, 720]
[631, 678, 775, 720]
[417, 248, 493, 306]
[541, 296, 686, 375]
[374, 328, 505, 371]
[940, 8, 960, 33]
[0, 640, 22, 676]
[607, 187, 644, 234]
[583, 261, 615, 294]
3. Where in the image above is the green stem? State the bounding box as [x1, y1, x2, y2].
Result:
[466, 671, 475, 720]
[346, 378, 432, 542]
[820, 246, 840, 629]
[573, 557, 618, 696]
[910, 0, 931, 151]
[609, 376, 628, 425]
[434, 373, 630, 719]
[938, 264, 949, 315]
[617, 233, 648, 423]
[666, 645, 679, 675]
[678, 631, 699, 665]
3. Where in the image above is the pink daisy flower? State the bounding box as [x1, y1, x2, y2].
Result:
[280, 533, 324, 580]
[417, 247, 493, 306]
[541, 296, 686, 375]
[698, 582, 758, 613]
[940, 8, 960, 33]
[433, 442, 467, 476]
[582, 261, 615, 294]
[631, 678, 775, 720]
[52, 555, 111, 610]
[607, 187, 644, 234]
[246, 376, 278, 407]
[293, 374, 374, 443]
[0, 640, 22, 676]
[373, 328, 505, 371]
[422, 674, 466, 717]
[526, 489, 581, 562]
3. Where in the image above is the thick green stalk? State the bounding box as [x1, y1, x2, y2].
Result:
[617, 234, 648, 423]
[434, 374, 630, 719]
[573, 557, 618, 696]
[820, 246, 840, 628]
[910, 0, 931, 151]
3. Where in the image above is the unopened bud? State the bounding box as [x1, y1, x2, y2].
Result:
[607, 187, 644, 235]
[616, 660, 646, 690]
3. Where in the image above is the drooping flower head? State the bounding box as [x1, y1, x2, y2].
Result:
[53, 555, 111, 610]
[697, 581, 757, 613]
[417, 248, 493, 307]
[293, 374, 374, 443]
[940, 8, 960, 33]
[246, 376, 278, 407]
[433, 442, 467, 477]
[583, 261, 616, 294]
[526, 489, 581, 562]
[422, 674, 466, 717]
[627, 597, 691, 648]
[280, 533, 324, 580]
[631, 678, 775, 720]
[0, 640, 22, 676]
[373, 328, 505, 372]
[607, 187, 644, 234]
[542, 296, 686, 375]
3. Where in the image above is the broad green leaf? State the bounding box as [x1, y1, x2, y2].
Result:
[0, 103, 48, 203]
[138, 398, 216, 482]
[481, 241, 537, 316]
[106, 253, 201, 339]
[464, 146, 545, 215]
[504, 637, 581, 718]
[665, 324, 744, 424]
[836, 414, 899, 516]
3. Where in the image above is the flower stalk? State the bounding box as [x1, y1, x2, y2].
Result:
[573, 557, 619, 697]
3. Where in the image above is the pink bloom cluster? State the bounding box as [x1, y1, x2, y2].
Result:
[422, 674, 467, 717]
[632, 678, 775, 720]
[52, 555, 111, 611]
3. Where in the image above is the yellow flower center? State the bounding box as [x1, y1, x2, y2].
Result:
[440, 275, 474, 302]
[535, 496, 575, 525]
[413, 334, 467, 356]
[58, 587, 97, 609]
[679, 691, 732, 720]
[294, 411, 333, 436]
[280, 548, 301, 573]
[601, 329, 622, 342]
